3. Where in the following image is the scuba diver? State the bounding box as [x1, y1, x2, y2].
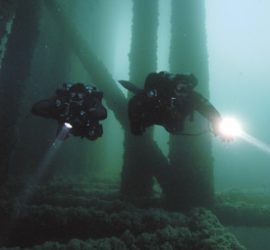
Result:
[31, 83, 107, 140]
[120, 71, 228, 139]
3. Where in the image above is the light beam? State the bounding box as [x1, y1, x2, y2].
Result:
[217, 116, 270, 156]
[17, 124, 72, 205]
[240, 132, 270, 155]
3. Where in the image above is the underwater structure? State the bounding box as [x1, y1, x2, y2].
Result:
[0, 0, 270, 249]
[0, 0, 40, 183]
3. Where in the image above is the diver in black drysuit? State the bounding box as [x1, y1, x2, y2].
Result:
[120, 72, 229, 207]
[124, 71, 223, 138]
[31, 83, 107, 140]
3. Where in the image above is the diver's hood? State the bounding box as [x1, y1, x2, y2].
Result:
[174, 74, 198, 89]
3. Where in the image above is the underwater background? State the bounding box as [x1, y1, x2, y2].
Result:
[0, 0, 270, 249]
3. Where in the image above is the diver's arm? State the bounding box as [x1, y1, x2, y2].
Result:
[31, 97, 58, 119]
[192, 91, 222, 135]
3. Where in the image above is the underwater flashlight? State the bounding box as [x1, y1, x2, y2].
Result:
[216, 116, 270, 156]
[54, 122, 73, 142]
[64, 122, 72, 129]
[219, 117, 243, 137]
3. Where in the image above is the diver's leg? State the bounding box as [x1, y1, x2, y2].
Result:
[31, 97, 56, 118]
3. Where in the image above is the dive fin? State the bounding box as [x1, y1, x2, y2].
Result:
[118, 80, 142, 94]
